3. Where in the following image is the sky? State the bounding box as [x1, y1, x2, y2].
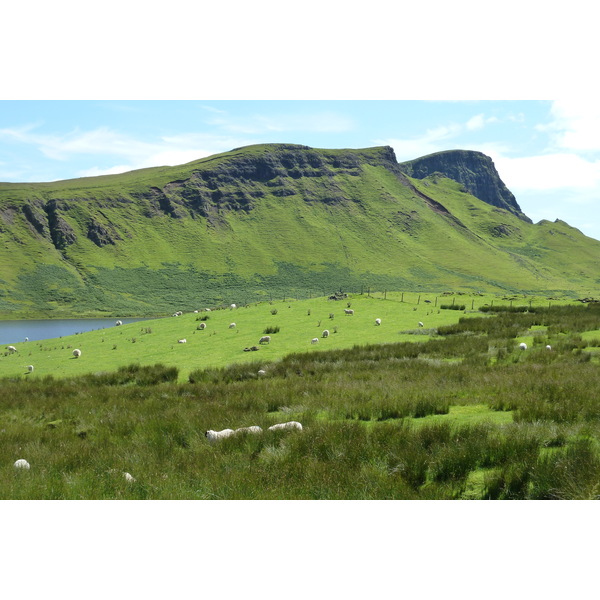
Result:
[2, 99, 600, 239]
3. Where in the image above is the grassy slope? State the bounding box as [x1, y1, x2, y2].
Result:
[1, 145, 599, 317]
[0, 292, 576, 382]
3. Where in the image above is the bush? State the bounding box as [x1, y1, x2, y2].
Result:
[263, 325, 280, 335]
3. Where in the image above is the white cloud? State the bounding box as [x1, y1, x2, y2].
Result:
[465, 114, 497, 131]
[208, 112, 355, 135]
[538, 100, 600, 152]
[494, 153, 600, 191]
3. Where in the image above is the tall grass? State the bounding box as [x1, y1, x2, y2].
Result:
[3, 304, 600, 499]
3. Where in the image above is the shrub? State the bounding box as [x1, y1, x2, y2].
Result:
[263, 325, 280, 334]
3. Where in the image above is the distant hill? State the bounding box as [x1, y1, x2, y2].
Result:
[1, 143, 598, 317]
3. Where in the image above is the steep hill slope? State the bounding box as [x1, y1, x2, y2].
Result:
[0, 144, 598, 317]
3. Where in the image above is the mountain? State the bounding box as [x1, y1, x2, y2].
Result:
[398, 149, 531, 222]
[0, 143, 598, 317]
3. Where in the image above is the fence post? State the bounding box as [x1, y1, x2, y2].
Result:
[418, 295, 421, 304]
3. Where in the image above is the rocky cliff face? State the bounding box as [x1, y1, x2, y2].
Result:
[399, 150, 531, 222]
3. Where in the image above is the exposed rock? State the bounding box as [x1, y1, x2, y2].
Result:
[399, 150, 531, 222]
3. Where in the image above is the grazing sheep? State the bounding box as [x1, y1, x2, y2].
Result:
[375, 318, 381, 326]
[198, 322, 207, 330]
[546, 345, 552, 351]
[124, 472, 136, 483]
[519, 342, 527, 350]
[268, 421, 303, 432]
[344, 309, 354, 315]
[235, 425, 263, 434]
[311, 338, 319, 344]
[115, 320, 122, 326]
[229, 323, 236, 329]
[259, 335, 271, 344]
[73, 349, 82, 358]
[230, 304, 237, 309]
[205, 308, 212, 312]
[205, 429, 235, 443]
[178, 339, 187, 344]
[322, 330, 330, 338]
[418, 321, 424, 328]
[13, 459, 30, 470]
[7, 346, 17, 354]
[26, 365, 34, 373]
[194, 310, 199, 313]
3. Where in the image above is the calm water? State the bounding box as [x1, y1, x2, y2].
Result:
[0, 318, 152, 345]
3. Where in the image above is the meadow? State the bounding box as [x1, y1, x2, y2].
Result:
[2, 292, 600, 499]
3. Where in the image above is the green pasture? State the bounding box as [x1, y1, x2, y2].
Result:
[2, 301, 600, 499]
[0, 291, 575, 382]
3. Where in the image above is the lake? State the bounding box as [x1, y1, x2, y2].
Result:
[0, 318, 152, 345]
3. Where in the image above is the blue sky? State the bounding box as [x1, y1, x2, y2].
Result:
[2, 100, 600, 240]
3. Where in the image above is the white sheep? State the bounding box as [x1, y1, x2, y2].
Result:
[205, 429, 235, 443]
[546, 345, 552, 351]
[26, 365, 34, 373]
[115, 320, 122, 326]
[13, 459, 30, 470]
[73, 349, 81, 358]
[257, 369, 267, 376]
[230, 304, 237, 309]
[235, 425, 263, 434]
[311, 338, 319, 344]
[198, 322, 207, 330]
[24, 337, 28, 342]
[268, 421, 303, 432]
[7, 345, 17, 354]
[178, 339, 187, 344]
[229, 323, 236, 329]
[259, 335, 271, 344]
[322, 330, 329, 338]
[344, 309, 354, 315]
[205, 308, 212, 312]
[124, 472, 136, 483]
[418, 321, 424, 328]
[519, 342, 527, 350]
[375, 318, 381, 326]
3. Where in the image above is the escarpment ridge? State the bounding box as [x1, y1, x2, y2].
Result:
[0, 143, 598, 316]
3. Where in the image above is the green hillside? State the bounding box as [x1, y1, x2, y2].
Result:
[1, 144, 598, 318]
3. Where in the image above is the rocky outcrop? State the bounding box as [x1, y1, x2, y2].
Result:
[399, 150, 531, 222]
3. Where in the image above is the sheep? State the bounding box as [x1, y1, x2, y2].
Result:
[24, 337, 29, 342]
[26, 365, 34, 373]
[229, 323, 236, 329]
[418, 321, 424, 328]
[73, 349, 81, 358]
[311, 338, 319, 344]
[375, 318, 381, 326]
[205, 429, 235, 443]
[257, 369, 266, 376]
[7, 346, 17, 354]
[235, 425, 263, 435]
[519, 342, 527, 350]
[344, 309, 354, 315]
[178, 339, 187, 344]
[13, 459, 30, 470]
[322, 330, 330, 338]
[205, 308, 212, 312]
[198, 322, 207, 330]
[268, 421, 303, 432]
[546, 345, 552, 351]
[124, 472, 136, 483]
[259, 335, 271, 344]
[230, 304, 237, 309]
[115, 320, 122, 326]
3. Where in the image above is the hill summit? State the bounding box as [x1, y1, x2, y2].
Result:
[0, 143, 598, 317]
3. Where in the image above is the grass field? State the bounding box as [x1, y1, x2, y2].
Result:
[0, 291, 571, 382]
[2, 296, 600, 500]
